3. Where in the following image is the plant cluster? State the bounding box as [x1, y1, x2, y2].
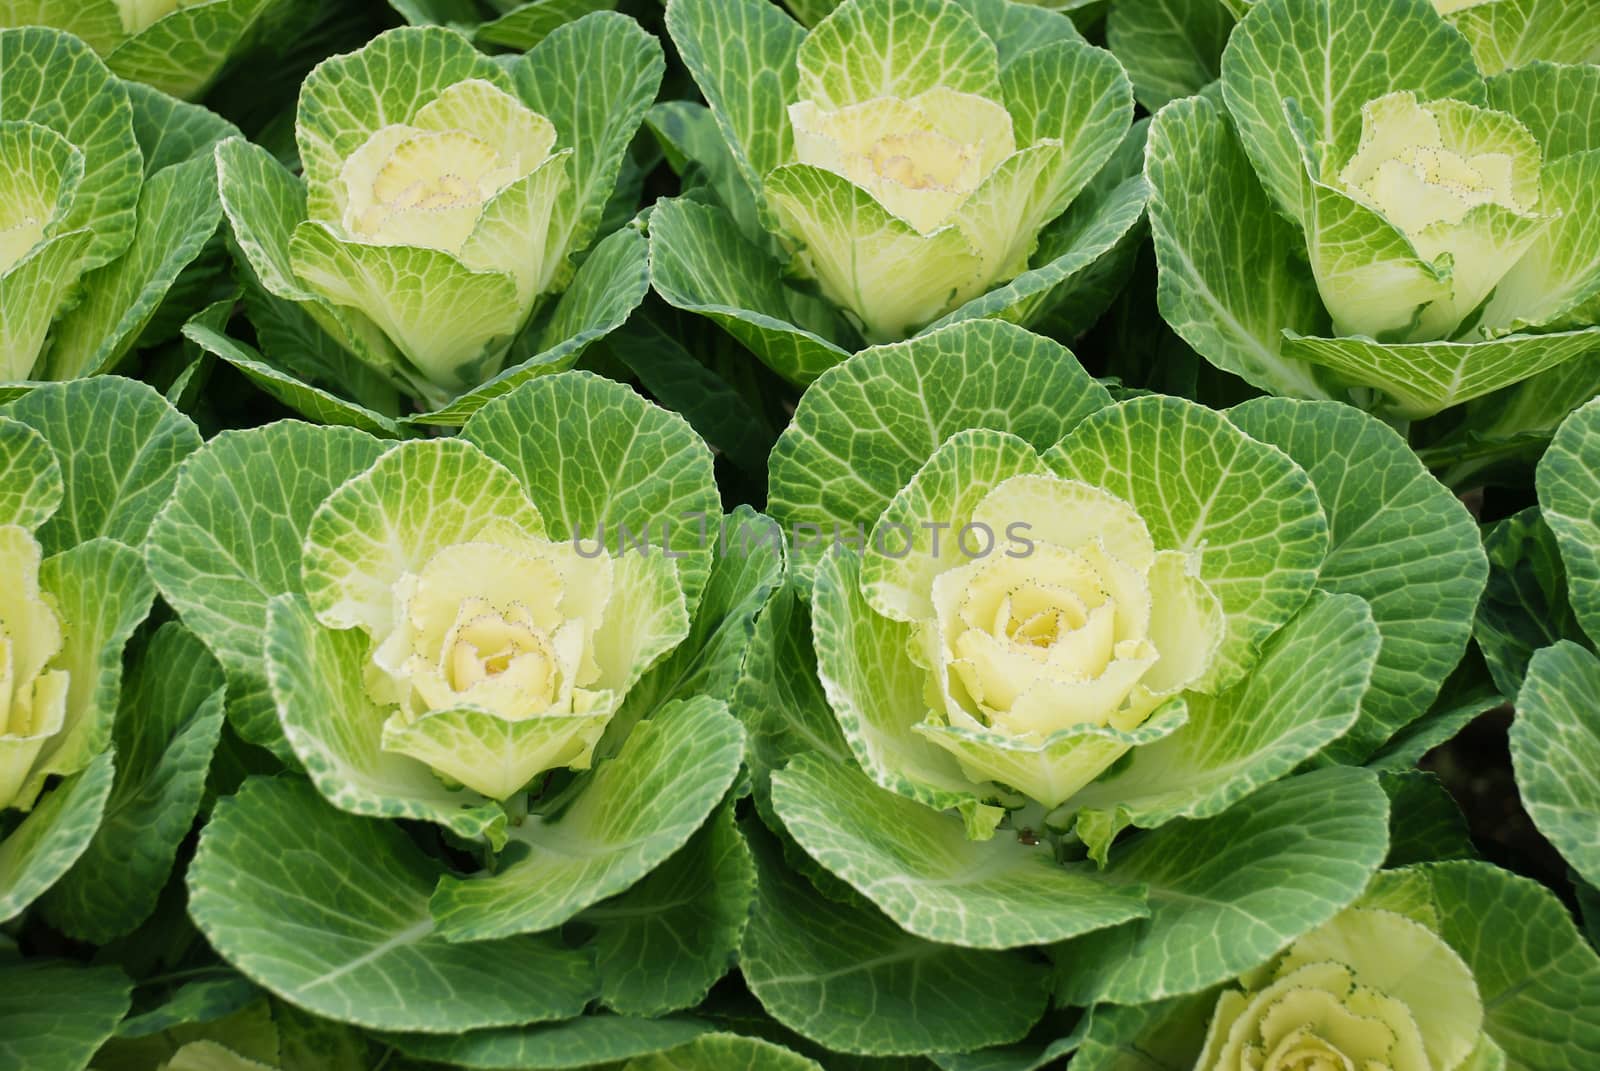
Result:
[2, 0, 1599, 1068]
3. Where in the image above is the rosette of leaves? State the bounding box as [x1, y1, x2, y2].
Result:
[0, 27, 237, 390]
[205, 18, 661, 427]
[386, 0, 619, 52]
[0, 0, 285, 99]
[1144, 0, 1600, 419]
[1073, 863, 1600, 1071]
[653, 0, 1148, 383]
[732, 319, 1487, 1056]
[1498, 396, 1600, 893]
[1106, 0, 1600, 114]
[0, 376, 206, 933]
[153, 373, 785, 1034]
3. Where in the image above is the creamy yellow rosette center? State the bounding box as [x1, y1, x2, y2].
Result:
[0, 524, 70, 812]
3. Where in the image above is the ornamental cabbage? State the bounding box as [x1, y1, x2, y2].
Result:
[658, 0, 1143, 381]
[0, 524, 69, 812]
[1146, 0, 1600, 416]
[1196, 907, 1483, 1071]
[213, 19, 661, 421]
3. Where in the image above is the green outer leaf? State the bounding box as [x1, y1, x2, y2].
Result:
[3, 376, 200, 557]
[586, 801, 754, 1015]
[387, 1016, 714, 1069]
[46, 152, 223, 380]
[1052, 766, 1390, 1006]
[476, 0, 618, 51]
[1282, 329, 1600, 420]
[1219, 0, 1484, 227]
[1404, 861, 1600, 1070]
[797, 0, 1000, 109]
[769, 319, 1113, 590]
[1381, 769, 1477, 867]
[1068, 591, 1378, 845]
[666, 0, 804, 202]
[39, 623, 225, 944]
[1538, 396, 1600, 645]
[429, 698, 745, 941]
[0, 416, 60, 530]
[1046, 394, 1328, 689]
[104, 0, 277, 99]
[1448, 0, 1600, 75]
[1367, 685, 1504, 772]
[1512, 642, 1600, 888]
[125, 79, 241, 177]
[507, 12, 663, 285]
[146, 421, 387, 752]
[1144, 92, 1333, 400]
[0, 751, 115, 922]
[1071, 991, 1218, 1071]
[0, 26, 142, 267]
[0, 959, 131, 1071]
[188, 776, 598, 1032]
[265, 594, 508, 845]
[1107, 0, 1234, 112]
[648, 197, 852, 385]
[1487, 62, 1600, 161]
[1229, 397, 1486, 760]
[740, 820, 1050, 1056]
[630, 1033, 826, 1071]
[31, 538, 155, 791]
[462, 370, 720, 616]
[0, 0, 125, 54]
[774, 753, 1148, 948]
[411, 223, 652, 427]
[182, 323, 401, 437]
[1474, 508, 1581, 697]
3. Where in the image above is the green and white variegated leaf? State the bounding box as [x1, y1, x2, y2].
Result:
[1475, 508, 1582, 697]
[1066, 591, 1378, 858]
[1367, 684, 1504, 774]
[1538, 397, 1600, 645]
[1370, 862, 1600, 1070]
[0, 751, 114, 923]
[1487, 63, 1600, 163]
[265, 594, 509, 845]
[29, 538, 155, 797]
[1229, 398, 1486, 760]
[2, 376, 200, 556]
[740, 819, 1050, 1056]
[666, 0, 804, 211]
[772, 753, 1149, 948]
[0, 1, 124, 53]
[125, 79, 241, 175]
[795, 0, 1002, 108]
[0, 959, 131, 1071]
[1512, 642, 1600, 889]
[462, 370, 721, 614]
[1045, 394, 1328, 689]
[187, 776, 598, 1033]
[1445, 0, 1600, 74]
[0, 416, 59, 530]
[1281, 330, 1600, 420]
[1144, 93, 1335, 401]
[648, 197, 854, 385]
[475, 0, 620, 52]
[608, 507, 786, 755]
[647, 100, 772, 253]
[585, 801, 754, 1015]
[1107, 0, 1234, 112]
[1052, 766, 1390, 1007]
[769, 320, 1113, 589]
[1219, 0, 1485, 230]
[39, 623, 224, 944]
[147, 421, 387, 753]
[627, 1033, 826, 1071]
[102, 0, 277, 100]
[181, 322, 401, 437]
[813, 550, 1008, 822]
[45, 152, 223, 380]
[410, 223, 651, 427]
[0, 26, 141, 267]
[386, 1015, 714, 1070]
[429, 698, 745, 941]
